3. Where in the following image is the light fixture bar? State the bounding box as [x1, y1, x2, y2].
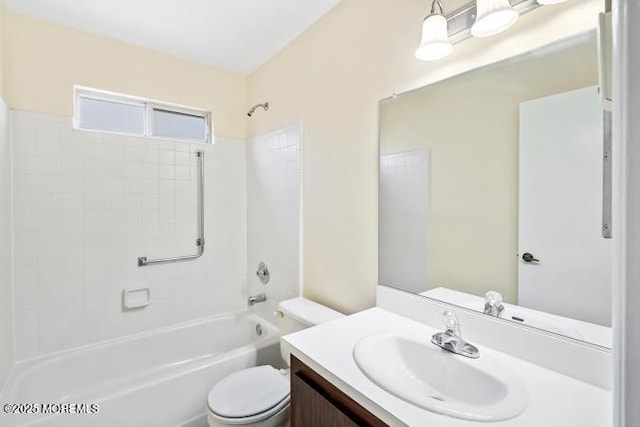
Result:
[446, 0, 541, 44]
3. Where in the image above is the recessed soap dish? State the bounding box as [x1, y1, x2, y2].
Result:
[122, 288, 151, 310]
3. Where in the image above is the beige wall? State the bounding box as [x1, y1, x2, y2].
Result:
[247, 0, 603, 314]
[5, 12, 247, 139]
[380, 36, 598, 303]
[0, 3, 7, 96]
[1, 1, 604, 316]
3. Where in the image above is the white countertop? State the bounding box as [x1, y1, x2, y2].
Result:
[282, 308, 612, 427]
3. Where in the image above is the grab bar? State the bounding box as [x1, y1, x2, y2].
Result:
[138, 150, 205, 267]
[602, 110, 612, 238]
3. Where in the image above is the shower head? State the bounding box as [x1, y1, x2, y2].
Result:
[247, 102, 269, 117]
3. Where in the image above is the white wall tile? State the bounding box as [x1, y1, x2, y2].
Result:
[247, 125, 301, 321]
[11, 111, 247, 360]
[0, 100, 13, 390]
[13, 305, 38, 361]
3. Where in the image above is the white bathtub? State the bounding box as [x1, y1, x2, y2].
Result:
[0, 312, 281, 427]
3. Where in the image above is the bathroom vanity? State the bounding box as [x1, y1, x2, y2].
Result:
[290, 356, 386, 426]
[284, 294, 612, 427]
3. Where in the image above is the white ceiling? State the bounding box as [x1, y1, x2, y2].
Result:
[4, 0, 342, 74]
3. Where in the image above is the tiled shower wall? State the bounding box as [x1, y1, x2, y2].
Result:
[11, 111, 247, 360]
[0, 100, 13, 390]
[247, 125, 301, 321]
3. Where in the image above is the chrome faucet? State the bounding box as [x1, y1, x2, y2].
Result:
[431, 310, 479, 359]
[248, 293, 267, 306]
[484, 291, 505, 317]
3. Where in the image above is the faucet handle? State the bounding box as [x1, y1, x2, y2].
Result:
[433, 310, 479, 359]
[432, 310, 479, 358]
[441, 310, 461, 336]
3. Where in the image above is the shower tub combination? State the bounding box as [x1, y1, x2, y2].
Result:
[0, 312, 281, 427]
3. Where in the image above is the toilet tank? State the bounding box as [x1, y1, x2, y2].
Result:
[276, 297, 344, 365]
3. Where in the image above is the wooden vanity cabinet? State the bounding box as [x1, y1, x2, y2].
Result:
[290, 355, 388, 427]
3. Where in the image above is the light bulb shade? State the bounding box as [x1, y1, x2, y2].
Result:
[415, 14, 453, 61]
[471, 0, 519, 37]
[537, 0, 567, 4]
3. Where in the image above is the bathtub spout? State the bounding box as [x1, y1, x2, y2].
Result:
[248, 293, 267, 306]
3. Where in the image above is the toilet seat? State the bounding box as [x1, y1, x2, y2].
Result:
[207, 365, 290, 424]
[208, 397, 289, 425]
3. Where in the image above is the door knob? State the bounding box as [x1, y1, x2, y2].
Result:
[522, 252, 540, 263]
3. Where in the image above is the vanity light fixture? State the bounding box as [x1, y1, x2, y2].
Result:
[415, 0, 454, 61]
[471, 0, 519, 37]
[414, 0, 547, 63]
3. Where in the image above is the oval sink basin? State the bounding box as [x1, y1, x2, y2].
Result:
[353, 332, 528, 422]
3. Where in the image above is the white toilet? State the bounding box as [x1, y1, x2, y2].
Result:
[206, 297, 345, 427]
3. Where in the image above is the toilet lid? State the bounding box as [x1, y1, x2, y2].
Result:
[208, 366, 290, 418]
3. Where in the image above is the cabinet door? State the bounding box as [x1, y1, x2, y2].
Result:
[290, 355, 388, 427]
[292, 373, 359, 427]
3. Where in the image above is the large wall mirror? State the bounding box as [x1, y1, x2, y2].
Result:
[378, 31, 613, 349]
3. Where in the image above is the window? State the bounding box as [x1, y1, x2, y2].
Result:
[74, 87, 212, 143]
[77, 96, 145, 135]
[150, 107, 208, 141]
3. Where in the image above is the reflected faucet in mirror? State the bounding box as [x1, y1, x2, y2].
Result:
[484, 291, 505, 318]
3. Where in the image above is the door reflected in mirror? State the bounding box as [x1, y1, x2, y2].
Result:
[378, 31, 612, 349]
